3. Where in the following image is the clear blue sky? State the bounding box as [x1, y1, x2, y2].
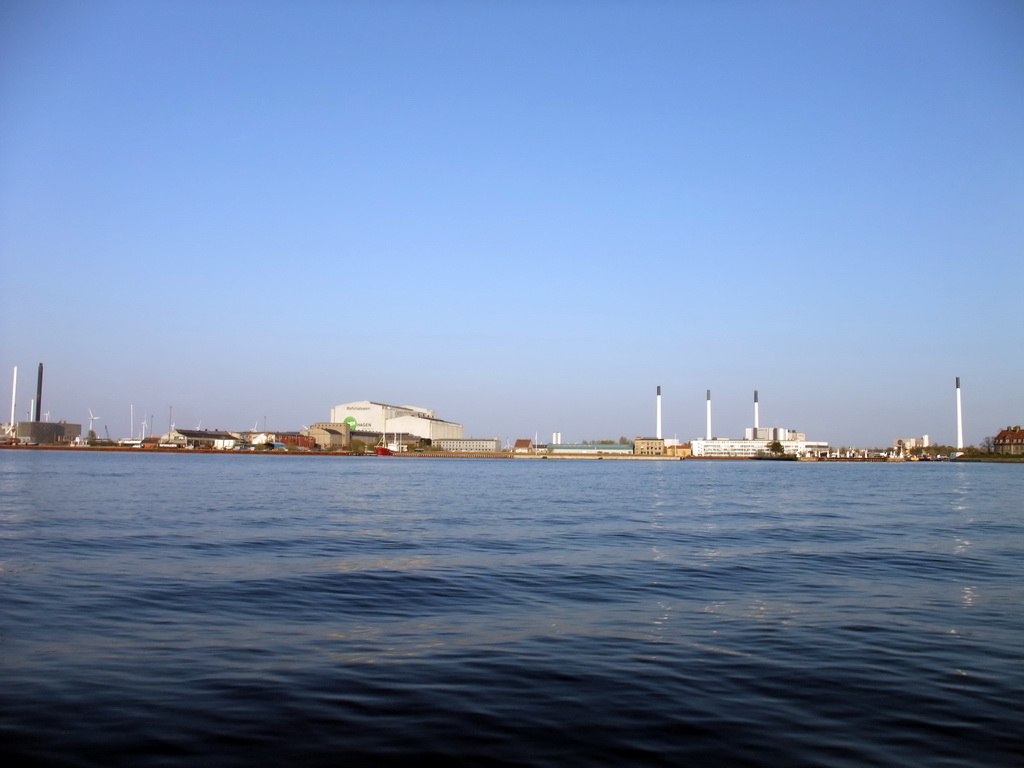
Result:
[2, 0, 1022, 446]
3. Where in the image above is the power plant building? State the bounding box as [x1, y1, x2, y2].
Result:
[329, 401, 464, 442]
[692, 389, 829, 458]
[7, 363, 81, 444]
[893, 435, 930, 452]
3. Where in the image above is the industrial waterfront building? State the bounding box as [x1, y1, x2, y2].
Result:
[164, 428, 243, 450]
[303, 423, 351, 451]
[330, 401, 464, 442]
[14, 420, 82, 444]
[893, 435, 931, 452]
[690, 437, 829, 458]
[434, 438, 501, 452]
[691, 389, 829, 458]
[547, 443, 634, 456]
[5, 363, 82, 444]
[745, 427, 805, 441]
[633, 437, 666, 456]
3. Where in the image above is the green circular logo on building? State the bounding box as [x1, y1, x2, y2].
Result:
[343, 417, 358, 430]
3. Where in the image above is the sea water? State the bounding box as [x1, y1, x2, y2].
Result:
[1, 451, 1021, 767]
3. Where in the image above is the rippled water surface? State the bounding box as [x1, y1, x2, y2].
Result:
[1, 451, 1022, 766]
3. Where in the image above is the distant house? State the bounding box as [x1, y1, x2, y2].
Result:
[994, 425, 1024, 456]
[513, 439, 534, 454]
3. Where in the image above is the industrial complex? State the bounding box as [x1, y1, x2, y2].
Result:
[329, 401, 464, 442]
[690, 389, 829, 458]
[5, 364, 82, 445]
[3, 364, 1013, 459]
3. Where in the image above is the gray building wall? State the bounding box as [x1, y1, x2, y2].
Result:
[15, 421, 82, 444]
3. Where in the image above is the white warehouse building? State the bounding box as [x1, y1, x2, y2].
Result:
[330, 401, 464, 442]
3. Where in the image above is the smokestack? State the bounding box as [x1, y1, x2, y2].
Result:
[754, 389, 759, 430]
[956, 377, 964, 451]
[706, 389, 712, 440]
[8, 366, 16, 432]
[34, 364, 42, 422]
[656, 386, 662, 439]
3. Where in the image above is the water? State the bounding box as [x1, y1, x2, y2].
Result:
[1, 451, 1021, 767]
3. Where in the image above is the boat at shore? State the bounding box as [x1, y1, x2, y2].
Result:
[375, 414, 402, 455]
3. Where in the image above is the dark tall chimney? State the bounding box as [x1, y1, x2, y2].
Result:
[34, 363, 43, 422]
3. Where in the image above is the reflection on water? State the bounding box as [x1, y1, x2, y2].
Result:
[961, 585, 977, 607]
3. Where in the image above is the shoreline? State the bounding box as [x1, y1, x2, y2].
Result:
[2, 444, 1020, 462]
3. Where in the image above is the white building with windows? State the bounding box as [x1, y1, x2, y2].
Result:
[434, 438, 501, 452]
[329, 401, 464, 441]
[691, 437, 829, 458]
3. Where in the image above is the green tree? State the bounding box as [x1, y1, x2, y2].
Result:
[768, 440, 784, 456]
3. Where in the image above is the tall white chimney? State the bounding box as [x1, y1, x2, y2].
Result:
[8, 366, 16, 433]
[706, 389, 712, 440]
[956, 377, 964, 450]
[656, 386, 662, 439]
[754, 389, 759, 430]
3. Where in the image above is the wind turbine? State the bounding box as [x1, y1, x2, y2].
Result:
[88, 409, 100, 434]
